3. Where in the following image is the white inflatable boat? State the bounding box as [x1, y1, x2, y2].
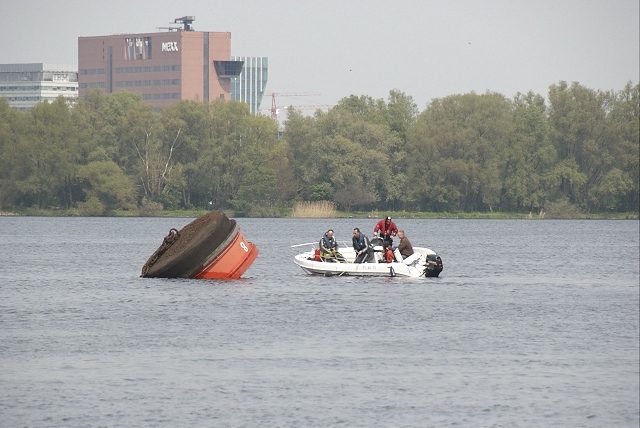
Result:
[291, 240, 443, 278]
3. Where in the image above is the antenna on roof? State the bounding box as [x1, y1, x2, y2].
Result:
[174, 16, 195, 31]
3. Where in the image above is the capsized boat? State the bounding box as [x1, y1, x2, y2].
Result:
[141, 210, 258, 279]
[291, 239, 443, 278]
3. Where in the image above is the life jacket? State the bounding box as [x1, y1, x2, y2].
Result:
[322, 235, 336, 250]
[353, 234, 368, 251]
[385, 248, 395, 263]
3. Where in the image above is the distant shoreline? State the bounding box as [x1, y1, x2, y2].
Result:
[1, 210, 637, 220]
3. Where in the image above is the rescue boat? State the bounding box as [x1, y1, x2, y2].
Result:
[141, 210, 258, 279]
[291, 239, 443, 278]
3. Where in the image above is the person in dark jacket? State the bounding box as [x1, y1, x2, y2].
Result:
[319, 229, 344, 262]
[373, 216, 398, 248]
[352, 228, 373, 263]
[397, 230, 414, 259]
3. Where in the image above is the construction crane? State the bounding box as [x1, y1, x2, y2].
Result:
[263, 92, 321, 121]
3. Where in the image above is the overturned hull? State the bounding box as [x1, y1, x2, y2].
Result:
[141, 210, 258, 279]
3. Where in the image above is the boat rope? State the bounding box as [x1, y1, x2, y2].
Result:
[140, 228, 180, 277]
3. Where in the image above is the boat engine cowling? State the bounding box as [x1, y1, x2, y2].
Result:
[424, 253, 443, 277]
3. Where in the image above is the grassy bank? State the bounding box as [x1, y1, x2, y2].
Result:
[337, 211, 639, 220]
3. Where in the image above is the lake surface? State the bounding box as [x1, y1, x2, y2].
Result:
[1, 217, 638, 427]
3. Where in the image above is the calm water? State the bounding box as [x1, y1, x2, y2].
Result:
[1, 217, 638, 427]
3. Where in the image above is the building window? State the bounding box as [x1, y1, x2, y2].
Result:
[125, 38, 134, 60]
[135, 38, 144, 60]
[144, 37, 152, 59]
[125, 37, 152, 60]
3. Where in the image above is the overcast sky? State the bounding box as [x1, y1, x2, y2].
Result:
[1, 0, 638, 112]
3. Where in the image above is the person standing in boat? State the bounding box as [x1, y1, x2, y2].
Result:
[397, 230, 414, 259]
[373, 216, 398, 248]
[352, 228, 373, 263]
[319, 229, 344, 262]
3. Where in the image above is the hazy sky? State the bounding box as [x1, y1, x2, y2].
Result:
[1, 0, 638, 112]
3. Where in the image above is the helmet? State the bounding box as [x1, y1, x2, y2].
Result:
[385, 216, 391, 221]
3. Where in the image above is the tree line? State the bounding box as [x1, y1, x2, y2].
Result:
[0, 81, 637, 216]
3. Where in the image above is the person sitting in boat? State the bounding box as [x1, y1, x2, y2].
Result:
[352, 227, 373, 263]
[319, 229, 345, 262]
[373, 216, 398, 248]
[382, 245, 396, 263]
[397, 230, 414, 259]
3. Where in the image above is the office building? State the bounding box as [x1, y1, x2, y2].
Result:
[78, 16, 244, 110]
[0, 63, 78, 111]
[230, 57, 268, 115]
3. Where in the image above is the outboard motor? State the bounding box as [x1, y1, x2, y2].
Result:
[424, 254, 444, 277]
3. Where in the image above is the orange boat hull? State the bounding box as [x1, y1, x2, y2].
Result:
[141, 210, 258, 279]
[193, 229, 259, 279]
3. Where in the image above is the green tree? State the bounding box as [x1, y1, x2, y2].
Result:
[547, 81, 612, 209]
[384, 89, 418, 142]
[77, 160, 136, 213]
[231, 166, 279, 215]
[132, 120, 184, 206]
[285, 106, 396, 208]
[15, 97, 77, 209]
[199, 100, 279, 209]
[334, 94, 386, 122]
[160, 100, 212, 208]
[406, 92, 512, 212]
[0, 98, 28, 209]
[500, 91, 555, 212]
[605, 82, 639, 211]
[282, 109, 322, 199]
[334, 182, 376, 211]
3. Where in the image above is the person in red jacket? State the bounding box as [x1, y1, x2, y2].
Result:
[373, 216, 398, 248]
